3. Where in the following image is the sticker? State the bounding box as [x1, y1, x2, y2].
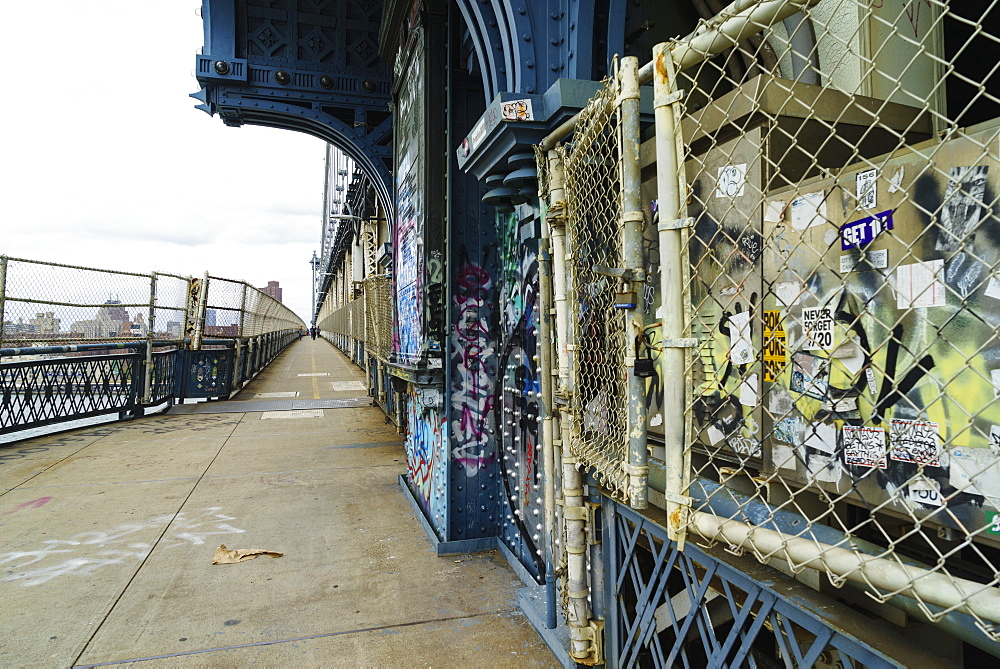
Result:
[986, 511, 1000, 535]
[649, 413, 663, 427]
[763, 310, 786, 382]
[772, 441, 800, 470]
[831, 337, 864, 376]
[790, 192, 828, 231]
[840, 249, 889, 273]
[822, 395, 858, 413]
[716, 164, 747, 198]
[949, 448, 1000, 498]
[840, 210, 893, 249]
[907, 477, 944, 507]
[727, 311, 753, 365]
[936, 165, 989, 253]
[764, 200, 786, 223]
[775, 282, 801, 307]
[801, 307, 834, 350]
[774, 417, 802, 444]
[888, 166, 905, 193]
[790, 352, 829, 400]
[895, 259, 946, 308]
[804, 422, 837, 454]
[843, 426, 887, 468]
[992, 370, 1000, 398]
[889, 419, 941, 466]
[706, 425, 726, 446]
[991, 425, 1000, 453]
[808, 452, 842, 483]
[739, 373, 758, 407]
[865, 368, 878, 396]
[985, 274, 1000, 300]
[856, 168, 878, 209]
[501, 99, 534, 121]
[769, 388, 795, 417]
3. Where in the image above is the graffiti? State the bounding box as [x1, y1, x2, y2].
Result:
[0, 507, 244, 586]
[889, 419, 941, 466]
[405, 395, 446, 534]
[451, 257, 497, 475]
[843, 426, 888, 468]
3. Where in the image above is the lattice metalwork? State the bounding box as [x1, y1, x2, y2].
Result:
[607, 502, 925, 668]
[614, 0, 1000, 645]
[0, 353, 140, 433]
[562, 71, 631, 498]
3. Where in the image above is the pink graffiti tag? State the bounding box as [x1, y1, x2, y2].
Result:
[2, 497, 52, 516]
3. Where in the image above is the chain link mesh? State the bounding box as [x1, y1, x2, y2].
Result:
[667, 0, 1000, 640]
[553, 0, 1000, 642]
[563, 69, 632, 499]
[363, 274, 392, 361]
[0, 257, 303, 348]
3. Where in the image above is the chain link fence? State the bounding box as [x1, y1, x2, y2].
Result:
[0, 257, 303, 347]
[544, 0, 1000, 647]
[363, 274, 392, 361]
[562, 69, 633, 500]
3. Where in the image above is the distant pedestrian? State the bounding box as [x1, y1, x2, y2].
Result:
[310, 327, 317, 340]
[297, 327, 304, 340]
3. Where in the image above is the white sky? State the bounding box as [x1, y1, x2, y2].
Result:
[1, 3, 327, 324]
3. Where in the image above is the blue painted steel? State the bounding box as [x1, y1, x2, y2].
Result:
[605, 500, 924, 668]
[195, 0, 393, 212]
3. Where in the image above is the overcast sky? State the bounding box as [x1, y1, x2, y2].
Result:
[2, 3, 327, 323]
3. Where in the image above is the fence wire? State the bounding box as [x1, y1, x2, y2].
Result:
[554, 0, 1000, 645]
[563, 69, 632, 499]
[364, 274, 392, 361]
[0, 257, 303, 348]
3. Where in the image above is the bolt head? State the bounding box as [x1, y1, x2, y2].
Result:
[275, 70, 290, 84]
[214, 61, 229, 75]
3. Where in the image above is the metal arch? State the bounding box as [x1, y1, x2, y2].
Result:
[456, 0, 502, 103]
[488, 0, 516, 93]
[210, 95, 392, 217]
[499, 0, 538, 94]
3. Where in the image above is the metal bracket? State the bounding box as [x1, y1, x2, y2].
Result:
[661, 337, 699, 348]
[564, 506, 588, 521]
[592, 264, 646, 282]
[658, 217, 695, 231]
[661, 88, 686, 106]
[661, 490, 693, 507]
[570, 620, 605, 665]
[621, 210, 645, 224]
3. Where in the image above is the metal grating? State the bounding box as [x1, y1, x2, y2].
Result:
[168, 397, 373, 414]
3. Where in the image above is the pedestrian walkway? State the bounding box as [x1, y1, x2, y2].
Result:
[0, 338, 556, 667]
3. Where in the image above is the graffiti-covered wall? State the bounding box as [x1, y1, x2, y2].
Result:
[405, 388, 448, 536]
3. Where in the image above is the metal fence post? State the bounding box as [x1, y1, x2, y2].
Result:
[0, 255, 7, 351]
[652, 43, 693, 548]
[141, 272, 157, 403]
[619, 56, 649, 509]
[191, 271, 209, 350]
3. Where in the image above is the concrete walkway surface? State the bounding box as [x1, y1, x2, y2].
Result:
[0, 338, 557, 667]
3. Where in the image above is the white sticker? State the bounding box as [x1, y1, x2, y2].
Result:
[822, 396, 858, 412]
[985, 274, 1000, 300]
[949, 448, 1000, 498]
[790, 192, 828, 231]
[727, 311, 754, 365]
[739, 373, 759, 407]
[992, 370, 1000, 398]
[991, 425, 1000, 453]
[843, 426, 887, 468]
[649, 413, 663, 427]
[895, 259, 946, 308]
[716, 164, 747, 198]
[865, 367, 878, 396]
[769, 388, 795, 416]
[801, 307, 834, 350]
[764, 200, 786, 223]
[888, 166, 905, 193]
[808, 452, 842, 482]
[907, 477, 944, 507]
[772, 442, 798, 470]
[706, 425, 726, 446]
[840, 249, 889, 273]
[775, 282, 801, 307]
[804, 422, 837, 454]
[856, 168, 878, 209]
[889, 419, 941, 466]
[832, 338, 864, 376]
[501, 98, 534, 121]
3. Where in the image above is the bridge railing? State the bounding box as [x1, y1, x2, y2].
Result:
[0, 256, 305, 436]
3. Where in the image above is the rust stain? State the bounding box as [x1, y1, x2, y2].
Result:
[655, 51, 668, 81]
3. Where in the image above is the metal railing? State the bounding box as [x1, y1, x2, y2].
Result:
[0, 256, 305, 436]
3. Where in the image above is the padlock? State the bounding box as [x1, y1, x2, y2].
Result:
[634, 357, 656, 377]
[615, 291, 637, 309]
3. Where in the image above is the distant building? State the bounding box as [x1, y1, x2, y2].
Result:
[205, 309, 217, 327]
[166, 321, 183, 338]
[259, 281, 282, 302]
[28, 312, 61, 334]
